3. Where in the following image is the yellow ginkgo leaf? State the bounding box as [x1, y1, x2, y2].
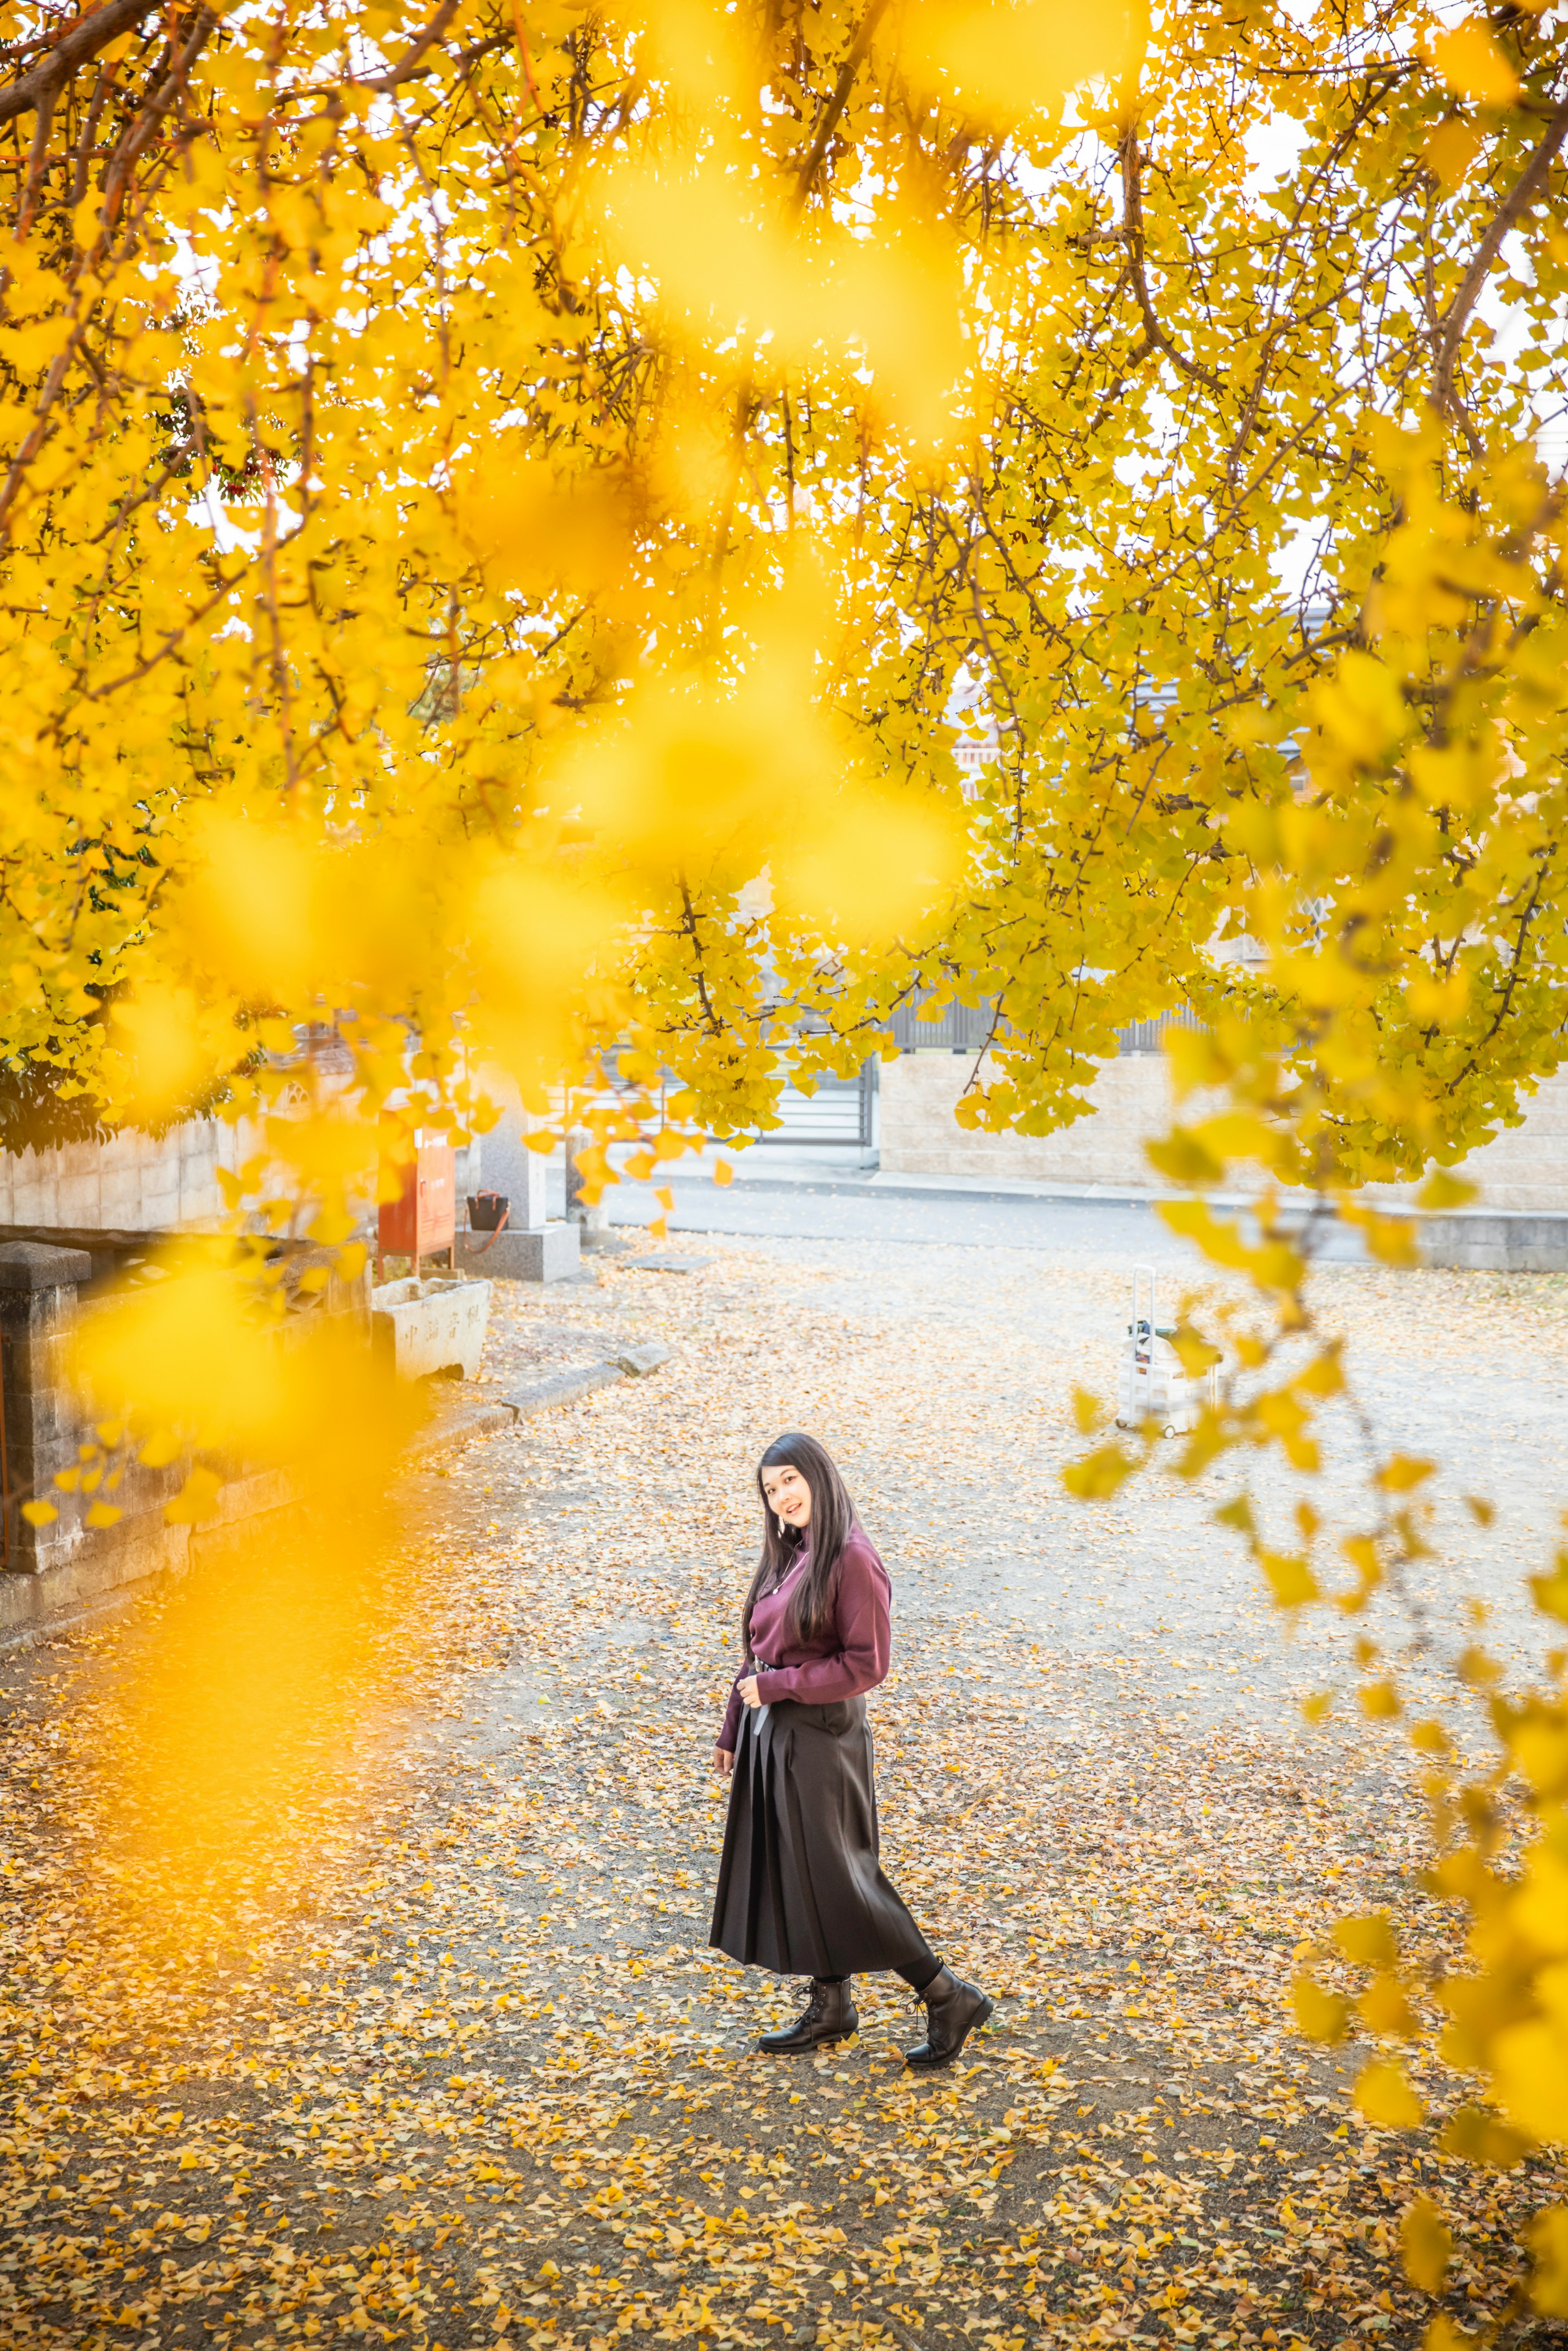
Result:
[1431, 21, 1520, 105]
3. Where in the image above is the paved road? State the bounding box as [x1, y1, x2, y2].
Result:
[477, 1106, 1371, 1263]
[6, 1204, 1566, 2348]
[475, 1144, 1559, 1707]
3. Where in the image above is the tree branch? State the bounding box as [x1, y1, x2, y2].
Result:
[1434, 87, 1568, 423]
[352, 0, 463, 94]
[1119, 123, 1224, 396]
[793, 0, 893, 210]
[0, 0, 160, 128]
[356, 26, 508, 96]
[17, 69, 60, 236]
[100, 8, 219, 229]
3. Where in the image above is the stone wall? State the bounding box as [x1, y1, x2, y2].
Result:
[1435, 1075, 1568, 1212]
[0, 1119, 263, 1231]
[0, 1120, 483, 1238]
[880, 1053, 1184, 1190]
[0, 1238, 349, 1643]
[879, 1051, 1568, 1213]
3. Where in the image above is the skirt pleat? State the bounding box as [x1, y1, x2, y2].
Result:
[709, 1696, 929, 1977]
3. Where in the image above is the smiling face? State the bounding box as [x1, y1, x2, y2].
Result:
[761, 1461, 813, 1532]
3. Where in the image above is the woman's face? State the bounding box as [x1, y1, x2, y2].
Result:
[762, 1462, 813, 1531]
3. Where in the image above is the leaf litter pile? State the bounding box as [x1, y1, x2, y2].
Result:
[3, 1234, 1567, 2351]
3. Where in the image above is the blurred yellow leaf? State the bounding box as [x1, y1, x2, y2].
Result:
[1144, 1129, 1225, 1187]
[1530, 1558, 1568, 1621]
[1292, 1973, 1351, 2043]
[1378, 1455, 1434, 1493]
[1529, 2206, 1568, 2315]
[1169, 1327, 1221, 1378]
[165, 1467, 224, 1526]
[1431, 20, 1520, 104]
[1260, 1552, 1319, 1608]
[1511, 1723, 1568, 1799]
[1492, 2018, 1568, 2143]
[454, 452, 631, 599]
[1416, 1168, 1479, 1211]
[1510, 1848, 1568, 1955]
[1361, 1972, 1420, 2037]
[1062, 1443, 1138, 1501]
[1441, 2106, 1529, 2170]
[1361, 1215, 1421, 1269]
[101, 982, 242, 1128]
[1423, 118, 1485, 190]
[1071, 1384, 1105, 1435]
[1335, 1912, 1398, 1969]
[901, 0, 1123, 126]
[1354, 2060, 1425, 2131]
[1401, 2197, 1453, 2293]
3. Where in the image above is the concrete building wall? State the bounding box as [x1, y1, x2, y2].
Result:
[879, 1051, 1568, 1212]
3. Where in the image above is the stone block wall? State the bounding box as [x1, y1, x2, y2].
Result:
[0, 1119, 265, 1231]
[879, 1051, 1568, 1213]
[0, 1241, 187, 1629]
[0, 1238, 328, 1643]
[0, 1244, 91, 1535]
[880, 1053, 1185, 1190]
[0, 1116, 476, 1240]
[1434, 1075, 1568, 1213]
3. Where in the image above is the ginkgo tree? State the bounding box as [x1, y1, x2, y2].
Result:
[7, 0, 1568, 2317]
[2, 0, 1564, 1183]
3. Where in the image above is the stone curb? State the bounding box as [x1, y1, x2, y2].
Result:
[419, 1341, 675, 1449]
[611, 1172, 1568, 1268]
[501, 1363, 624, 1418]
[407, 1402, 523, 1458]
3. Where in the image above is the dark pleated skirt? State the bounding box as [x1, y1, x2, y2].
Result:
[709, 1695, 932, 1977]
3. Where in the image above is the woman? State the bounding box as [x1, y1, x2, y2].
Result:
[710, 1432, 991, 2068]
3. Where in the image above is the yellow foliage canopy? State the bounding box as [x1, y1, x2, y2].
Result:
[0, 0, 1564, 1197]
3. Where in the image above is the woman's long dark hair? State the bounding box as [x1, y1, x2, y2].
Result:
[741, 1432, 857, 1658]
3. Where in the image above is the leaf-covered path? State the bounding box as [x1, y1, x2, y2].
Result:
[4, 1227, 1567, 2350]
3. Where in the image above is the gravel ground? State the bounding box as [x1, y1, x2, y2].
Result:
[3, 1207, 1567, 2351]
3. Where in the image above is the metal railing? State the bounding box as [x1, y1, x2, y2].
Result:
[890, 997, 998, 1051]
[1113, 1006, 1207, 1055]
[888, 993, 1206, 1056]
[750, 1064, 877, 1148]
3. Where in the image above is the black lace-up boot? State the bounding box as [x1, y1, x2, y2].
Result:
[904, 1968, 993, 2069]
[759, 1977, 859, 2054]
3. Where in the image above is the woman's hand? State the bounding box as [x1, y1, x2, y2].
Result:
[738, 1675, 762, 1710]
[713, 1745, 735, 1777]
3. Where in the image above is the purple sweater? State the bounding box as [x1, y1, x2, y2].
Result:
[717, 1528, 893, 1752]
